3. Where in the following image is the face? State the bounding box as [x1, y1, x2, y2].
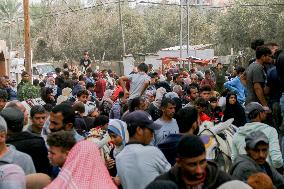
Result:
[177, 153, 207, 182]
[78, 94, 88, 104]
[11, 81, 16, 87]
[163, 103, 176, 118]
[228, 95, 237, 105]
[200, 91, 210, 102]
[49, 112, 69, 132]
[31, 113, 46, 130]
[205, 73, 211, 79]
[109, 133, 123, 147]
[22, 74, 30, 82]
[79, 81, 86, 90]
[210, 101, 217, 109]
[217, 64, 223, 69]
[138, 100, 147, 111]
[189, 88, 199, 100]
[247, 143, 269, 165]
[0, 99, 7, 111]
[190, 76, 198, 84]
[48, 146, 68, 167]
[262, 54, 273, 64]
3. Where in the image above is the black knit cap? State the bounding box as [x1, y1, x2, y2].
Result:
[176, 135, 205, 158]
[0, 107, 24, 132]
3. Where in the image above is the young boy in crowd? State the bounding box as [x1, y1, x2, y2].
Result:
[209, 96, 223, 124]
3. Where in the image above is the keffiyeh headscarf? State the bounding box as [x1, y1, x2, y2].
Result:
[44, 140, 117, 189]
[108, 119, 129, 157]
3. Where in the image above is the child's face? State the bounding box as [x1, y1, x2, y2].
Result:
[210, 101, 218, 109]
[78, 94, 88, 104]
[109, 133, 123, 147]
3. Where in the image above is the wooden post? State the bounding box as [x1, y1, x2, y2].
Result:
[23, 0, 32, 79]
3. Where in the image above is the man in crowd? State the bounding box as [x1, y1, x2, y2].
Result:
[109, 91, 126, 119]
[26, 105, 47, 137]
[158, 106, 200, 165]
[116, 110, 171, 189]
[47, 131, 76, 168]
[212, 62, 226, 93]
[224, 66, 246, 104]
[244, 46, 272, 109]
[0, 109, 35, 175]
[119, 63, 150, 100]
[42, 103, 84, 142]
[153, 135, 232, 189]
[153, 98, 179, 146]
[5, 100, 29, 126]
[200, 70, 215, 89]
[94, 72, 106, 100]
[80, 51, 92, 73]
[0, 77, 17, 100]
[230, 131, 284, 188]
[183, 84, 199, 107]
[1, 107, 51, 175]
[232, 102, 283, 171]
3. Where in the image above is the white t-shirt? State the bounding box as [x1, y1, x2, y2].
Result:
[116, 144, 171, 189]
[153, 118, 179, 146]
[127, 72, 150, 99]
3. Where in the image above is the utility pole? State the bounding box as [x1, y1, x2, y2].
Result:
[179, 0, 183, 59]
[118, 0, 126, 56]
[186, 0, 190, 56]
[23, 0, 32, 78]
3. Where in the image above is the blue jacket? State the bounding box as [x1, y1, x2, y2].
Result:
[224, 76, 246, 104]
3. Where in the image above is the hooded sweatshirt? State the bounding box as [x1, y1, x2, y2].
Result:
[230, 154, 284, 189]
[232, 122, 283, 169]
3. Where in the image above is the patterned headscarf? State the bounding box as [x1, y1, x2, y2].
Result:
[44, 140, 117, 189]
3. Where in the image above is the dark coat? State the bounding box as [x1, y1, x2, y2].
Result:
[154, 161, 232, 189]
[7, 131, 52, 175]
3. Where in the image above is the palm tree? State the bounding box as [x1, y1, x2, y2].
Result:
[0, 0, 22, 50]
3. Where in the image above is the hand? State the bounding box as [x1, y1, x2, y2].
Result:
[106, 158, 115, 169]
[112, 176, 121, 186]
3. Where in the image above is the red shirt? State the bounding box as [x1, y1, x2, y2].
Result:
[94, 78, 106, 99]
[112, 85, 123, 101]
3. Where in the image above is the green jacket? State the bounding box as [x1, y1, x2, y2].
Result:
[17, 82, 40, 101]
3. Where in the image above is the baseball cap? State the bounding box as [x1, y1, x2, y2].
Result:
[124, 110, 162, 130]
[245, 102, 265, 115]
[245, 131, 269, 149]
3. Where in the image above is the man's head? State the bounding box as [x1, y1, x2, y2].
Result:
[160, 98, 176, 119]
[176, 135, 207, 183]
[166, 72, 172, 81]
[49, 104, 75, 132]
[5, 101, 29, 125]
[245, 102, 267, 122]
[129, 97, 147, 112]
[30, 105, 46, 131]
[217, 63, 223, 69]
[264, 42, 279, 56]
[235, 66, 245, 76]
[137, 63, 148, 73]
[83, 51, 89, 60]
[149, 72, 159, 85]
[0, 77, 8, 88]
[194, 97, 208, 113]
[0, 89, 8, 111]
[86, 68, 93, 76]
[92, 115, 109, 130]
[173, 85, 183, 97]
[63, 71, 69, 80]
[204, 70, 211, 79]
[256, 46, 273, 64]
[0, 107, 24, 134]
[190, 74, 199, 84]
[245, 131, 269, 165]
[86, 82, 95, 93]
[77, 90, 89, 104]
[21, 71, 30, 82]
[186, 85, 199, 101]
[176, 107, 199, 135]
[55, 67, 61, 75]
[124, 110, 161, 145]
[199, 85, 211, 102]
[47, 131, 76, 167]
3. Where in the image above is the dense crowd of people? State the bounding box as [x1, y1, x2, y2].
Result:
[0, 42, 284, 189]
